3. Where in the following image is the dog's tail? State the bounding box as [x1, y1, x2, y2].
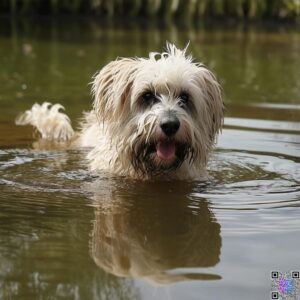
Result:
[15, 102, 75, 141]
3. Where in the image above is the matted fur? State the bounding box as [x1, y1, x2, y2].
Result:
[16, 102, 74, 141]
[16, 43, 224, 180]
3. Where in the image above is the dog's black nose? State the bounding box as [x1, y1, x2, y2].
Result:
[160, 115, 180, 136]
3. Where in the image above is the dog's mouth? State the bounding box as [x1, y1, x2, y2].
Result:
[156, 140, 176, 160]
[131, 139, 195, 176]
[148, 139, 191, 163]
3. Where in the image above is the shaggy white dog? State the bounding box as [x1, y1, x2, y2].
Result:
[16, 44, 223, 180]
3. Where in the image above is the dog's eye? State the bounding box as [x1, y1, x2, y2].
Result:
[179, 92, 189, 105]
[142, 92, 157, 103]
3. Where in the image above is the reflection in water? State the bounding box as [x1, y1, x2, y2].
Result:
[0, 132, 299, 298]
[88, 180, 221, 284]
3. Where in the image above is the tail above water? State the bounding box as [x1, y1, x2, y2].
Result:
[15, 102, 75, 141]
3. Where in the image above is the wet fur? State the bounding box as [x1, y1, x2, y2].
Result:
[16, 43, 224, 180]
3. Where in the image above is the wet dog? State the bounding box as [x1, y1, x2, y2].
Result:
[16, 43, 223, 180]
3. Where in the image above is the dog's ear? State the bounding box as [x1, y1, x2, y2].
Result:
[196, 66, 224, 142]
[92, 58, 139, 122]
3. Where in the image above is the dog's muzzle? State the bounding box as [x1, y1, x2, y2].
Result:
[157, 113, 180, 160]
[131, 112, 195, 176]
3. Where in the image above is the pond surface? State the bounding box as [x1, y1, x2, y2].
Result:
[0, 18, 300, 300]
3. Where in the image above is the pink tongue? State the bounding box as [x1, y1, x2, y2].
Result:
[156, 142, 176, 160]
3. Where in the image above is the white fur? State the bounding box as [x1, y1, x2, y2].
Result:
[16, 43, 223, 180]
[15, 102, 74, 141]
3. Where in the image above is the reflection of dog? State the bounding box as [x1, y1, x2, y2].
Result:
[88, 180, 221, 284]
[16, 43, 223, 180]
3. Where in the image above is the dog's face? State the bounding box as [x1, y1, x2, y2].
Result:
[93, 44, 223, 177]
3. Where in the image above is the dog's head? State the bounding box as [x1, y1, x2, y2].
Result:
[92, 43, 223, 178]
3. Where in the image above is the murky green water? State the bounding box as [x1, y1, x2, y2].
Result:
[0, 18, 300, 300]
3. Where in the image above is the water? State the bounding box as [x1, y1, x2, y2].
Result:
[0, 18, 300, 300]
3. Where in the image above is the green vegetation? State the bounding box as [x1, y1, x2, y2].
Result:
[0, 0, 300, 20]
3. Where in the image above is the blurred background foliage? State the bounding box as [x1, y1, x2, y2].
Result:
[1, 0, 300, 20]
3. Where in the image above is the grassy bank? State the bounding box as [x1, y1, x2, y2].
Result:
[1, 0, 300, 20]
